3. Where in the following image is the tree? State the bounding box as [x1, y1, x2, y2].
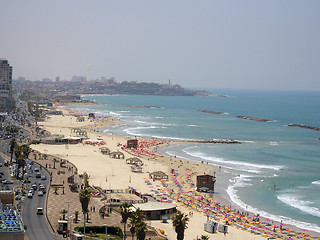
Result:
[120, 203, 131, 240]
[136, 221, 147, 240]
[74, 211, 79, 223]
[60, 209, 68, 220]
[172, 213, 189, 240]
[129, 208, 146, 240]
[79, 189, 91, 235]
[14, 144, 30, 179]
[195, 235, 210, 240]
[53, 158, 58, 169]
[129, 218, 137, 240]
[9, 138, 17, 164]
[53, 186, 59, 194]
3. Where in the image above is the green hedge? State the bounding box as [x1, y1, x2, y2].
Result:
[74, 226, 123, 237]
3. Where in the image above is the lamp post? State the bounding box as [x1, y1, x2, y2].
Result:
[66, 201, 72, 239]
[104, 224, 108, 240]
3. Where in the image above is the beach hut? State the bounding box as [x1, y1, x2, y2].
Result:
[149, 171, 168, 180]
[100, 147, 111, 155]
[131, 165, 143, 173]
[197, 174, 216, 192]
[109, 151, 125, 159]
[126, 157, 143, 166]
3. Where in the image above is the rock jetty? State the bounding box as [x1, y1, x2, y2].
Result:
[288, 124, 320, 132]
[236, 115, 273, 122]
[198, 110, 226, 115]
[183, 139, 241, 144]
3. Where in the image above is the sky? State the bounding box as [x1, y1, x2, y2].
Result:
[1, 0, 320, 91]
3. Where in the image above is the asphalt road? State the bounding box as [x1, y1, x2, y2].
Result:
[22, 163, 62, 240]
[0, 138, 61, 240]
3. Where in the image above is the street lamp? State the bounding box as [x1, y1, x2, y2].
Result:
[65, 201, 72, 239]
[103, 224, 108, 240]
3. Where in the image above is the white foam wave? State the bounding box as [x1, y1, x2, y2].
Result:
[187, 125, 198, 127]
[277, 194, 320, 218]
[269, 142, 279, 146]
[227, 179, 320, 233]
[183, 150, 284, 171]
[312, 180, 320, 185]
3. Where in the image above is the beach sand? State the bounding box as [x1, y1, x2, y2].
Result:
[29, 109, 281, 240]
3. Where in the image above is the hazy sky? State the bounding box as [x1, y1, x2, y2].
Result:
[1, 1, 320, 91]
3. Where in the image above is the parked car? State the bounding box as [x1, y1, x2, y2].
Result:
[2, 179, 13, 184]
[38, 191, 44, 196]
[27, 192, 33, 198]
[41, 175, 46, 180]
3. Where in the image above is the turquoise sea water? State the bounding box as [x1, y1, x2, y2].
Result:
[71, 89, 320, 233]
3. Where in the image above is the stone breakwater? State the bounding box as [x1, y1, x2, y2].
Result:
[288, 124, 320, 132]
[182, 139, 241, 144]
[198, 110, 226, 115]
[236, 115, 273, 122]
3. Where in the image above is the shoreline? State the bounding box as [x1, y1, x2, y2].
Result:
[30, 105, 319, 239]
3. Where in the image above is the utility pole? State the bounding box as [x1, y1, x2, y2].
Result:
[66, 201, 72, 239]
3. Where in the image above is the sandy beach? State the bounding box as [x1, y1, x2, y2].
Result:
[29, 107, 317, 240]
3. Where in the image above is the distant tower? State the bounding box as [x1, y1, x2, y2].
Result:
[55, 76, 60, 82]
[0, 59, 13, 111]
[169, 79, 171, 85]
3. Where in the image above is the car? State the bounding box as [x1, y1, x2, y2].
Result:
[36, 208, 43, 215]
[27, 192, 33, 198]
[15, 195, 22, 200]
[0, 163, 2, 167]
[2, 180, 13, 184]
[34, 168, 39, 172]
[36, 173, 41, 178]
[41, 175, 46, 180]
[39, 186, 46, 193]
[38, 191, 43, 196]
[32, 184, 37, 190]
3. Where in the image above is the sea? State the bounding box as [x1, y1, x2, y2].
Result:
[68, 89, 320, 233]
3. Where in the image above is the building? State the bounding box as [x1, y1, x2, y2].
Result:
[196, 174, 216, 192]
[0, 191, 25, 240]
[132, 202, 177, 220]
[0, 59, 13, 111]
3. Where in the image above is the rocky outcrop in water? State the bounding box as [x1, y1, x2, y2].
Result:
[236, 115, 273, 122]
[198, 110, 226, 115]
[288, 124, 320, 132]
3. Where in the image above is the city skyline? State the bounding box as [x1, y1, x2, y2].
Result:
[1, 1, 320, 91]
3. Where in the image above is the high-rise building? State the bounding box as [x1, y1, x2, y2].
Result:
[0, 59, 13, 111]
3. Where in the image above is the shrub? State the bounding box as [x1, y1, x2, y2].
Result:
[74, 226, 123, 237]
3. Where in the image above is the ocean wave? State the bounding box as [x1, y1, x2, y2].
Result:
[227, 180, 320, 233]
[187, 125, 198, 127]
[182, 149, 284, 171]
[269, 142, 279, 146]
[312, 180, 320, 185]
[277, 194, 320, 218]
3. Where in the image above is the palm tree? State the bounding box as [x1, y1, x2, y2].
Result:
[120, 203, 132, 239]
[52, 158, 58, 169]
[129, 218, 137, 240]
[14, 144, 31, 179]
[53, 186, 59, 194]
[74, 211, 79, 223]
[172, 213, 189, 240]
[9, 138, 17, 164]
[60, 209, 68, 220]
[136, 221, 147, 240]
[131, 208, 145, 222]
[79, 189, 91, 236]
[195, 235, 210, 240]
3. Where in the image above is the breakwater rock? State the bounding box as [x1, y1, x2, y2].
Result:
[288, 124, 320, 132]
[236, 115, 273, 122]
[183, 139, 241, 144]
[198, 110, 226, 115]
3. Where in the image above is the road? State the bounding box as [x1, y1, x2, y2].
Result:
[0, 138, 61, 240]
[22, 162, 62, 240]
